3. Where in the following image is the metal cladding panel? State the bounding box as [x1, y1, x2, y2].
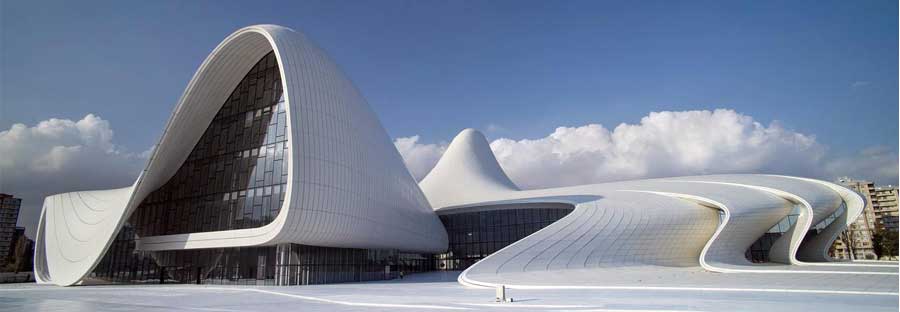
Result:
[668, 175, 843, 225]
[32, 25, 878, 288]
[33, 25, 446, 286]
[419, 128, 519, 208]
[422, 129, 886, 288]
[33, 186, 135, 286]
[466, 193, 720, 275]
[264, 25, 446, 252]
[451, 175, 888, 287]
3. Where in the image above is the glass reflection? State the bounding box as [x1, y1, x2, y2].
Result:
[131, 51, 289, 237]
[89, 51, 432, 286]
[744, 203, 846, 262]
[435, 206, 573, 271]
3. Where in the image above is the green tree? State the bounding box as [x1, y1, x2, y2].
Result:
[872, 230, 898, 260]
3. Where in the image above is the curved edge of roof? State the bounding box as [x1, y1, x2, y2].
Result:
[35, 25, 292, 286]
[419, 128, 519, 208]
[34, 24, 448, 286]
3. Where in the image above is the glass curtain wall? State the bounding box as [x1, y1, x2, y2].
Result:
[274, 244, 432, 286]
[91, 236, 432, 285]
[435, 204, 574, 271]
[745, 203, 847, 262]
[89, 51, 432, 286]
[131, 51, 289, 237]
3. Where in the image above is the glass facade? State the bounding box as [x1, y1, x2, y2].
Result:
[131, 51, 289, 236]
[745, 203, 847, 262]
[91, 227, 432, 285]
[274, 244, 433, 285]
[434, 204, 574, 270]
[90, 51, 432, 286]
[745, 232, 783, 263]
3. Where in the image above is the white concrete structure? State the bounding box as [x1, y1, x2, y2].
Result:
[34, 25, 447, 287]
[418, 129, 895, 289]
[33, 24, 896, 291]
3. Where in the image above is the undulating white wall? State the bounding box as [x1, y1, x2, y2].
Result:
[418, 129, 882, 288]
[34, 25, 447, 287]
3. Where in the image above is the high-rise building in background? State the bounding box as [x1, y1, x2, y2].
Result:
[873, 186, 899, 232]
[0, 194, 22, 267]
[5, 227, 34, 273]
[832, 178, 878, 260]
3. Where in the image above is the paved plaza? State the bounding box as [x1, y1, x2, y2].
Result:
[1, 271, 896, 312]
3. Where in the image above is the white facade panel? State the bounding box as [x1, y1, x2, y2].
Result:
[417, 128, 891, 287]
[32, 24, 886, 289]
[34, 25, 446, 286]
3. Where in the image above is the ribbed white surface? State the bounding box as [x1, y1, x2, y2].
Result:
[34, 25, 447, 286]
[33, 186, 135, 286]
[419, 129, 886, 287]
[462, 193, 720, 274]
[33, 25, 875, 287]
[420, 128, 519, 208]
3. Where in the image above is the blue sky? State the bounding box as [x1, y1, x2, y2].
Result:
[1, 1, 898, 234]
[3, 0, 896, 154]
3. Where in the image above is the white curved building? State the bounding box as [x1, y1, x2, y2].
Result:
[424, 129, 895, 292]
[34, 25, 896, 290]
[35, 25, 446, 287]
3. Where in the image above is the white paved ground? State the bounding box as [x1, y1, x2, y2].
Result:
[0, 271, 896, 312]
[465, 265, 899, 293]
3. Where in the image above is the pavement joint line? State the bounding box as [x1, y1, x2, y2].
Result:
[3, 284, 897, 297]
[2, 282, 896, 310]
[471, 284, 899, 296]
[456, 302, 705, 311]
[456, 303, 597, 309]
[701, 269, 898, 275]
[803, 263, 898, 268]
[202, 287, 473, 310]
[576, 310, 705, 312]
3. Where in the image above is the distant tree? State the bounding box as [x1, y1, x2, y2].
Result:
[872, 230, 898, 260]
[3, 235, 34, 273]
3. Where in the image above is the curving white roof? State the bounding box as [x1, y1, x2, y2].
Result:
[419, 128, 519, 208]
[34, 25, 447, 286]
[416, 129, 891, 289]
[32, 25, 889, 289]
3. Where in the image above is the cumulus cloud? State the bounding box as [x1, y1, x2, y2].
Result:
[395, 109, 898, 189]
[0, 114, 149, 238]
[394, 135, 446, 180]
[6, 110, 897, 238]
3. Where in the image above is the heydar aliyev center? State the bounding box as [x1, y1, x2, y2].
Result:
[35, 25, 896, 291]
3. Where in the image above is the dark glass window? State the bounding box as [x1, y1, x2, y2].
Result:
[434, 204, 574, 271]
[131, 52, 289, 237]
[745, 203, 846, 263]
[91, 237, 433, 286]
[89, 52, 434, 286]
[745, 232, 782, 263]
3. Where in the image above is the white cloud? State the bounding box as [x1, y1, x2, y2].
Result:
[0, 114, 150, 238]
[825, 146, 899, 186]
[396, 109, 898, 189]
[851, 81, 871, 88]
[393, 135, 446, 180]
[6, 110, 897, 239]
[490, 109, 830, 188]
